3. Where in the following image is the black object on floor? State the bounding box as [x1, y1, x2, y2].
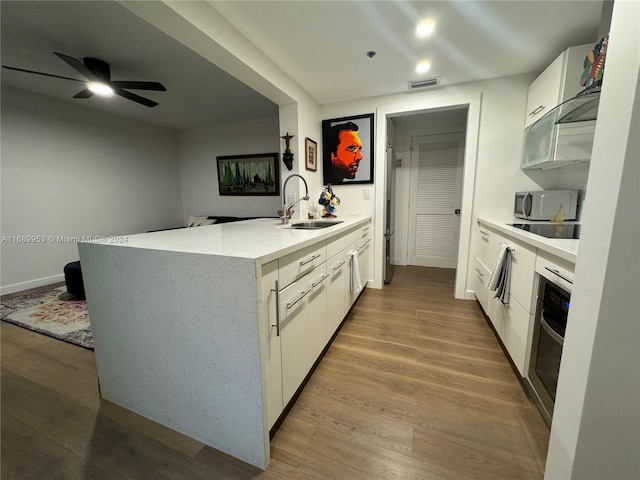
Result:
[63, 261, 85, 300]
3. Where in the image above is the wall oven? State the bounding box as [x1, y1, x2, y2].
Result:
[528, 267, 572, 427]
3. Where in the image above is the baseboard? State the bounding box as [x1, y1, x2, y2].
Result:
[464, 289, 477, 301]
[1, 274, 65, 296]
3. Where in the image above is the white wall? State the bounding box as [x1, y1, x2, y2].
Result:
[544, 1, 640, 477]
[321, 74, 546, 293]
[177, 116, 281, 219]
[0, 87, 184, 294]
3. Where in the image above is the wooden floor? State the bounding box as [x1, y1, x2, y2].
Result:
[1, 266, 549, 479]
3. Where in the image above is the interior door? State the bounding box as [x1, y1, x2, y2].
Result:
[407, 132, 464, 268]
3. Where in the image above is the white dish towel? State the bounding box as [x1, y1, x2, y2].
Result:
[488, 244, 513, 306]
[350, 250, 363, 294]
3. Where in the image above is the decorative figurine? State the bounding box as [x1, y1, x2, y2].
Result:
[319, 183, 340, 218]
[281, 132, 295, 171]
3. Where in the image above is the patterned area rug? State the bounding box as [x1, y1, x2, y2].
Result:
[1, 286, 93, 349]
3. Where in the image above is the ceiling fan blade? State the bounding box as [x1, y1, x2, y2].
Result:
[110, 81, 166, 91]
[114, 88, 158, 108]
[2, 65, 84, 83]
[54, 52, 95, 80]
[73, 89, 94, 99]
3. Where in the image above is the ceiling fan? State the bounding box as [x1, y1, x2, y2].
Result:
[2, 52, 166, 107]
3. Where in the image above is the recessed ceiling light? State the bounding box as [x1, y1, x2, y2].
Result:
[416, 20, 435, 38]
[415, 61, 431, 74]
[87, 81, 114, 97]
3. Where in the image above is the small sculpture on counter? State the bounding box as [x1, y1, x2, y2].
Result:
[319, 183, 340, 218]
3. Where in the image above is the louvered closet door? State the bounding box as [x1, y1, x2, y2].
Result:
[407, 133, 464, 268]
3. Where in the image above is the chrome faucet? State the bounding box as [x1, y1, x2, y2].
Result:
[280, 173, 310, 224]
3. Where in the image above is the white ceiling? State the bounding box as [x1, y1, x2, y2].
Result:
[1, 1, 603, 131]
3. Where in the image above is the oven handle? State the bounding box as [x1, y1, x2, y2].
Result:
[540, 311, 565, 346]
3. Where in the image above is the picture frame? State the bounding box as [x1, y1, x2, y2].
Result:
[305, 137, 318, 171]
[216, 153, 280, 196]
[322, 113, 374, 185]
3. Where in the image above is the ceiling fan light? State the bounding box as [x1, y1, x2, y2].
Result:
[87, 81, 114, 96]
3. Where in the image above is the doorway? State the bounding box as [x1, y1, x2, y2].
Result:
[375, 96, 480, 298]
[407, 132, 465, 268]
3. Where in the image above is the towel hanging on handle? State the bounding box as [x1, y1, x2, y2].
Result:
[487, 244, 508, 291]
[494, 248, 512, 306]
[488, 244, 513, 306]
[350, 250, 363, 294]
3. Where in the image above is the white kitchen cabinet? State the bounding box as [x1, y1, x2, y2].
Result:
[472, 257, 490, 313]
[489, 296, 534, 376]
[260, 260, 283, 429]
[348, 222, 373, 305]
[307, 263, 329, 362]
[279, 271, 313, 404]
[326, 248, 349, 338]
[476, 224, 536, 313]
[473, 222, 537, 376]
[524, 43, 593, 128]
[279, 261, 328, 405]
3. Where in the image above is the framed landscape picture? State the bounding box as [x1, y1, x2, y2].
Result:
[322, 113, 374, 185]
[216, 153, 280, 196]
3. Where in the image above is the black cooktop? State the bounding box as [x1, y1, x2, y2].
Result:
[508, 223, 581, 239]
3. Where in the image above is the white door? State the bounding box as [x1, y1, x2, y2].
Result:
[407, 133, 464, 268]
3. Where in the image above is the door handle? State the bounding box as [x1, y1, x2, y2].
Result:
[271, 280, 280, 337]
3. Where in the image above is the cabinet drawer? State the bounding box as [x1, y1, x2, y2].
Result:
[483, 231, 536, 313]
[493, 297, 534, 377]
[327, 227, 359, 259]
[473, 257, 490, 314]
[535, 250, 575, 293]
[279, 242, 326, 290]
[506, 239, 536, 313]
[477, 225, 499, 270]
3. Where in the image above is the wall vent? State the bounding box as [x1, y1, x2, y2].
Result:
[408, 77, 440, 90]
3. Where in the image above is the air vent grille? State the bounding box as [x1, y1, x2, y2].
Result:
[408, 77, 440, 90]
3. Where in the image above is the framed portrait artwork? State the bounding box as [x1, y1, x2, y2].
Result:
[216, 153, 280, 196]
[321, 113, 374, 185]
[305, 137, 318, 171]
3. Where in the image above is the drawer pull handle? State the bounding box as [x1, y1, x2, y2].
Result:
[333, 260, 347, 271]
[479, 229, 490, 236]
[544, 267, 574, 284]
[475, 267, 484, 278]
[312, 274, 330, 288]
[287, 288, 312, 309]
[299, 254, 321, 266]
[357, 238, 372, 251]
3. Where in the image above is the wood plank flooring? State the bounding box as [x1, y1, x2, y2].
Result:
[1, 266, 549, 479]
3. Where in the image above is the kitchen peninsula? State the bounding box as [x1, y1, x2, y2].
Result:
[78, 215, 372, 470]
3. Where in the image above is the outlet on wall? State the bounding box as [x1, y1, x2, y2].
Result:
[287, 193, 296, 205]
[363, 188, 371, 199]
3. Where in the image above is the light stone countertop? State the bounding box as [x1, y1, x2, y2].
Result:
[477, 217, 579, 264]
[82, 214, 371, 265]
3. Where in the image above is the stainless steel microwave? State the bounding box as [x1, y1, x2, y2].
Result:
[514, 190, 578, 220]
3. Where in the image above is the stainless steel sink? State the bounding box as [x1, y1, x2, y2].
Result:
[290, 220, 343, 230]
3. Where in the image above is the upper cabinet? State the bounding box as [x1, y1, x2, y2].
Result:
[525, 43, 593, 128]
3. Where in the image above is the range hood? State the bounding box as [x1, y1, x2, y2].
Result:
[555, 82, 601, 124]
